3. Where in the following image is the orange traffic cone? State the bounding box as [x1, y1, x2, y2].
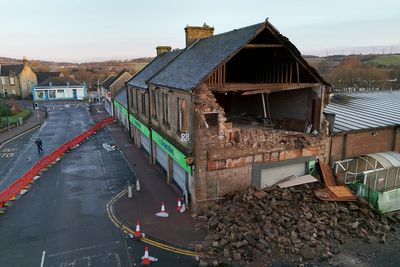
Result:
[155, 202, 169, 217]
[141, 245, 151, 265]
[176, 198, 182, 211]
[134, 220, 142, 239]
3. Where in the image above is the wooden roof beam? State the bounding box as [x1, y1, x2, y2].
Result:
[210, 82, 320, 93]
[241, 83, 321, 95]
[243, 44, 284, 49]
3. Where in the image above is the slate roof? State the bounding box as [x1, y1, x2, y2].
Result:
[101, 75, 117, 89]
[148, 21, 328, 91]
[324, 91, 400, 133]
[127, 50, 182, 89]
[36, 72, 61, 84]
[114, 87, 127, 108]
[109, 70, 131, 87]
[0, 64, 24, 76]
[149, 23, 263, 91]
[39, 76, 81, 86]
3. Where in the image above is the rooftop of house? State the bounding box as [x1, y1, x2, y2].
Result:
[101, 74, 117, 89]
[114, 87, 127, 108]
[325, 91, 400, 133]
[0, 64, 24, 76]
[127, 50, 182, 89]
[39, 76, 81, 86]
[36, 72, 61, 84]
[101, 70, 132, 90]
[147, 20, 327, 91]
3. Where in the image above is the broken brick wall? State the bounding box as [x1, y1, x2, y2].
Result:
[193, 84, 329, 211]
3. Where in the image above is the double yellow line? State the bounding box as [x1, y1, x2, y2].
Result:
[106, 189, 198, 257]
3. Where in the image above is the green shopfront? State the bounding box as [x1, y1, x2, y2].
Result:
[152, 131, 191, 204]
[129, 113, 191, 204]
[113, 100, 129, 131]
[129, 114, 151, 154]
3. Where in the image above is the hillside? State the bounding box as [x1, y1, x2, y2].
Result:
[0, 56, 152, 88]
[304, 54, 400, 92]
[364, 54, 400, 66]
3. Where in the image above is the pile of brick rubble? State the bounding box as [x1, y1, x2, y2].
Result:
[194, 183, 399, 266]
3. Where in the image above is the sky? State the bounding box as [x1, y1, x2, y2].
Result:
[1, 0, 399, 62]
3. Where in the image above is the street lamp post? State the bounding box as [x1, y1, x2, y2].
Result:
[2, 88, 10, 130]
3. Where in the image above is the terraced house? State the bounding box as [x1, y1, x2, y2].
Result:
[126, 20, 331, 211]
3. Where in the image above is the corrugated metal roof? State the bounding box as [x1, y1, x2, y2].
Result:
[114, 87, 127, 108]
[325, 92, 400, 133]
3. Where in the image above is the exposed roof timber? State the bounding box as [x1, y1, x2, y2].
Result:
[243, 44, 284, 48]
[242, 83, 320, 95]
[200, 23, 268, 87]
[265, 24, 323, 84]
[210, 82, 320, 94]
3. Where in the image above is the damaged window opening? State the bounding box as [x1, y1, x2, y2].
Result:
[204, 113, 219, 135]
[213, 89, 314, 133]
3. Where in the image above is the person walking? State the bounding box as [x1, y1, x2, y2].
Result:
[35, 138, 43, 154]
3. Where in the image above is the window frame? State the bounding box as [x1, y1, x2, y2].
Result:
[141, 92, 147, 116]
[162, 92, 169, 124]
[151, 89, 157, 120]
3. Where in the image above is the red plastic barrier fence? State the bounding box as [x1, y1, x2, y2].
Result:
[0, 116, 115, 208]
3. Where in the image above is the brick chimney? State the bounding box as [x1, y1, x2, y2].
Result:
[156, 46, 172, 56]
[184, 23, 214, 47]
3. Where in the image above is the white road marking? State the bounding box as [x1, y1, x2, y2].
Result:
[46, 241, 120, 257]
[40, 250, 46, 267]
[97, 150, 115, 193]
[0, 124, 42, 150]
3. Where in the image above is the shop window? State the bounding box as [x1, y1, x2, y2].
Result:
[37, 91, 44, 99]
[49, 90, 56, 99]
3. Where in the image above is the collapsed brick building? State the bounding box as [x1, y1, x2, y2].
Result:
[126, 19, 331, 211]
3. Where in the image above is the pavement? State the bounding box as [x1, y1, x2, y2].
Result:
[91, 103, 206, 251]
[0, 109, 45, 146]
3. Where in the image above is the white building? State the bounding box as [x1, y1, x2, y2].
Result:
[32, 77, 86, 101]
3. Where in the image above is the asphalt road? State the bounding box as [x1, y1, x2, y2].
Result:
[0, 102, 197, 266]
[0, 102, 92, 192]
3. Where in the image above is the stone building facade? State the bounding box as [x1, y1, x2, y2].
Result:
[0, 57, 37, 98]
[126, 20, 331, 211]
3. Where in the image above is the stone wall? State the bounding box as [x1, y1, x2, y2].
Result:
[150, 85, 194, 150]
[19, 64, 37, 98]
